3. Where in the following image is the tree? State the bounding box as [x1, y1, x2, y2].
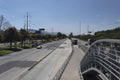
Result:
[62, 34, 67, 38]
[0, 30, 4, 42]
[57, 32, 62, 39]
[0, 32, 4, 42]
[4, 27, 19, 48]
[20, 29, 29, 46]
[69, 32, 73, 39]
[2, 21, 12, 31]
[0, 15, 11, 31]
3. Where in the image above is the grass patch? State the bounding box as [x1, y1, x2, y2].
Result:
[22, 44, 32, 49]
[22, 46, 31, 49]
[5, 48, 22, 51]
[0, 50, 13, 56]
[0, 43, 32, 56]
[0, 48, 22, 56]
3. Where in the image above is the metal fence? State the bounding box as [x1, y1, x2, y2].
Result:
[80, 39, 120, 80]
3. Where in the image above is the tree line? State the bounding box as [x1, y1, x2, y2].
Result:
[0, 27, 67, 48]
[74, 27, 120, 41]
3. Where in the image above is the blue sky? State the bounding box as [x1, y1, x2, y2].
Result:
[0, 0, 120, 35]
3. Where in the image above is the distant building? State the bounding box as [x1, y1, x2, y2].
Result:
[28, 28, 57, 35]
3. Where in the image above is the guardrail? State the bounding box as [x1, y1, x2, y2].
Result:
[80, 39, 120, 80]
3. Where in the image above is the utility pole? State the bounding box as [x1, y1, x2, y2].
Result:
[51, 27, 54, 34]
[26, 12, 29, 31]
[24, 23, 25, 30]
[79, 21, 81, 35]
[87, 26, 89, 34]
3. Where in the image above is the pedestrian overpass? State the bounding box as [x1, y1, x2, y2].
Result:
[80, 39, 120, 80]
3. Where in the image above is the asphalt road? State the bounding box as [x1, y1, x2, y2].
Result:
[20, 39, 72, 80]
[77, 39, 89, 53]
[0, 39, 65, 80]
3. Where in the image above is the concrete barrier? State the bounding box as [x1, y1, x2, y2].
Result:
[50, 39, 73, 80]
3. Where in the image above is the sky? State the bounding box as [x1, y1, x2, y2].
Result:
[0, 0, 120, 35]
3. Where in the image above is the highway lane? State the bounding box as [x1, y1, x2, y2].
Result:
[20, 39, 72, 80]
[0, 39, 65, 80]
[77, 39, 89, 53]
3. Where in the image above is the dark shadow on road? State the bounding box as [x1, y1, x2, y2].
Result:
[0, 61, 37, 74]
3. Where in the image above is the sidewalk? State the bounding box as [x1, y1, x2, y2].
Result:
[60, 45, 85, 80]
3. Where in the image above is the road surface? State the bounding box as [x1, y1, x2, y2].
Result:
[0, 39, 65, 80]
[60, 45, 85, 80]
[21, 40, 72, 80]
[20, 39, 72, 80]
